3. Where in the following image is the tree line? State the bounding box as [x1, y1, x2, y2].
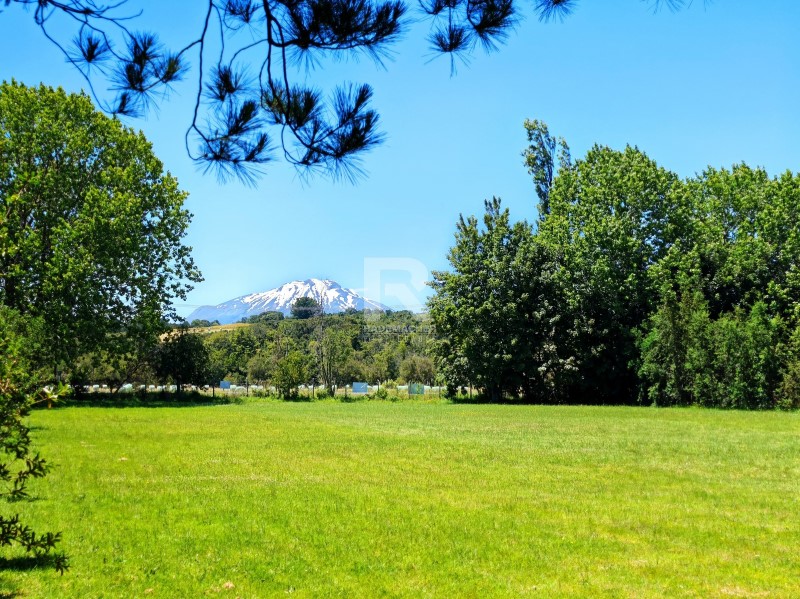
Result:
[75, 304, 436, 399]
[429, 120, 800, 409]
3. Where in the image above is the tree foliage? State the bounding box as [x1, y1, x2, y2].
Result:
[399, 354, 435, 385]
[291, 297, 323, 320]
[3, 0, 693, 183]
[154, 327, 212, 391]
[311, 326, 353, 395]
[430, 121, 800, 408]
[0, 81, 201, 375]
[188, 309, 433, 394]
[429, 198, 534, 401]
[522, 119, 570, 220]
[273, 351, 311, 398]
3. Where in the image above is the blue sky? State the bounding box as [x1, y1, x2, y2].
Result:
[1, 1, 798, 315]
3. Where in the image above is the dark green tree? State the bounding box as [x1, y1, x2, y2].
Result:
[638, 165, 800, 409]
[431, 121, 800, 408]
[205, 328, 258, 383]
[273, 351, 311, 399]
[429, 198, 534, 401]
[244, 312, 284, 324]
[0, 81, 201, 377]
[153, 327, 212, 392]
[429, 197, 570, 402]
[310, 327, 353, 395]
[399, 355, 435, 385]
[190, 319, 221, 328]
[538, 144, 683, 403]
[291, 297, 323, 320]
[246, 353, 274, 386]
[522, 119, 570, 220]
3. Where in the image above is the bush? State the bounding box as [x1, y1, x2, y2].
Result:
[0, 310, 67, 572]
[640, 298, 784, 409]
[697, 304, 781, 409]
[372, 387, 389, 401]
[776, 361, 800, 410]
[341, 393, 366, 403]
[314, 387, 332, 400]
[637, 290, 710, 407]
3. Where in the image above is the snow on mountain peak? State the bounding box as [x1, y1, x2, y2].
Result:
[188, 279, 387, 324]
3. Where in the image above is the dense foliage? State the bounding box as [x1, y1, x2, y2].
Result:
[204, 308, 434, 397]
[0, 81, 201, 378]
[67, 306, 435, 399]
[430, 125, 800, 408]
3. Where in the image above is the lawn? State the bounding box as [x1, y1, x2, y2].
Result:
[2, 401, 798, 597]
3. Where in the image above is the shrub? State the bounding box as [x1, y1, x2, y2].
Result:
[637, 290, 710, 407]
[314, 387, 332, 400]
[776, 361, 800, 410]
[698, 304, 781, 409]
[0, 309, 68, 572]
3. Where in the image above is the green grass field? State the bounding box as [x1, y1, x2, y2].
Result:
[2, 401, 798, 597]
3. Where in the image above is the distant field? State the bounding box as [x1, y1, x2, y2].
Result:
[3, 402, 798, 597]
[188, 321, 252, 333]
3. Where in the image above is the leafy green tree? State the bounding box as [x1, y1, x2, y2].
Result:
[429, 198, 535, 401]
[205, 328, 258, 383]
[431, 121, 800, 408]
[244, 312, 284, 324]
[638, 165, 800, 409]
[0, 81, 200, 376]
[686, 165, 800, 321]
[273, 351, 311, 399]
[291, 297, 323, 320]
[522, 119, 571, 220]
[697, 304, 782, 410]
[364, 352, 390, 384]
[538, 144, 683, 402]
[153, 327, 212, 391]
[638, 284, 711, 407]
[512, 234, 576, 401]
[429, 197, 570, 402]
[246, 353, 274, 386]
[311, 327, 353, 395]
[70, 348, 156, 394]
[190, 319, 220, 328]
[399, 355, 435, 385]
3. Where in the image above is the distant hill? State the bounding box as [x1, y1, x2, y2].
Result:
[187, 278, 388, 324]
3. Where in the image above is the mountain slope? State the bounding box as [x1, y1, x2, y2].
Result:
[187, 279, 387, 324]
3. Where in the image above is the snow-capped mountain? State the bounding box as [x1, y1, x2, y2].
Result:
[187, 278, 388, 324]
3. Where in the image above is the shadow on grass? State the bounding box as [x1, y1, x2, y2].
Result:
[0, 554, 63, 572]
[44, 391, 242, 409]
[0, 554, 67, 597]
[281, 394, 315, 403]
[448, 394, 518, 405]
